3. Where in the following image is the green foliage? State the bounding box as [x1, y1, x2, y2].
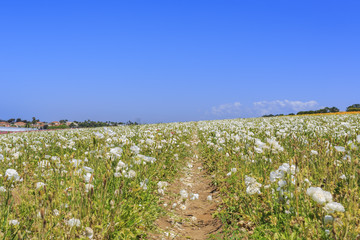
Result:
[297, 106, 339, 115]
[346, 104, 360, 112]
[76, 120, 121, 128]
[347, 107, 360, 112]
[7, 118, 15, 123]
[48, 125, 70, 129]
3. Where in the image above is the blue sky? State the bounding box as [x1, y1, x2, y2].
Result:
[1, 1, 359, 123]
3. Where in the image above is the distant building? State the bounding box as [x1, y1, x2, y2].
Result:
[33, 122, 45, 128]
[0, 122, 10, 127]
[50, 121, 60, 126]
[66, 121, 77, 126]
[14, 122, 26, 127]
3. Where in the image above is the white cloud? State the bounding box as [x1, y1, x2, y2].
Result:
[211, 102, 242, 116]
[210, 100, 318, 117]
[253, 100, 318, 115]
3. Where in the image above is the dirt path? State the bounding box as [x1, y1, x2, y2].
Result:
[152, 132, 222, 240]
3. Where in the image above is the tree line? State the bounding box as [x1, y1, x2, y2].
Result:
[262, 103, 360, 118]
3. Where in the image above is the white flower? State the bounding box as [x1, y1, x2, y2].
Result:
[339, 174, 346, 180]
[84, 173, 92, 183]
[254, 147, 263, 154]
[70, 159, 82, 167]
[270, 170, 284, 182]
[140, 181, 147, 190]
[231, 168, 237, 173]
[278, 180, 287, 188]
[85, 227, 94, 239]
[36, 182, 46, 189]
[246, 182, 262, 195]
[157, 181, 168, 189]
[67, 218, 81, 227]
[85, 184, 94, 193]
[110, 147, 123, 158]
[245, 175, 262, 194]
[306, 187, 333, 205]
[278, 163, 290, 173]
[324, 215, 334, 224]
[245, 175, 257, 186]
[310, 150, 318, 155]
[303, 178, 311, 185]
[9, 219, 19, 226]
[323, 202, 345, 213]
[0, 186, 6, 192]
[130, 145, 140, 154]
[53, 209, 60, 216]
[94, 132, 104, 139]
[207, 195, 213, 201]
[5, 169, 21, 181]
[38, 160, 50, 168]
[116, 160, 127, 170]
[83, 166, 94, 173]
[164, 232, 176, 238]
[334, 146, 346, 152]
[190, 193, 199, 200]
[357, 135, 360, 143]
[180, 189, 188, 199]
[266, 137, 284, 152]
[146, 139, 154, 145]
[179, 204, 186, 210]
[127, 170, 136, 178]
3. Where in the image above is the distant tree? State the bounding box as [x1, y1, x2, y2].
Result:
[126, 121, 139, 125]
[32, 117, 37, 124]
[346, 104, 360, 112]
[288, 113, 295, 115]
[59, 119, 68, 124]
[297, 106, 340, 115]
[43, 125, 49, 129]
[16, 118, 22, 122]
[7, 118, 15, 123]
[48, 125, 69, 129]
[329, 107, 340, 113]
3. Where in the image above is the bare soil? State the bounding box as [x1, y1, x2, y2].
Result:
[151, 134, 222, 240]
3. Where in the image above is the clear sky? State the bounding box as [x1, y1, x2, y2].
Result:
[1, 1, 359, 123]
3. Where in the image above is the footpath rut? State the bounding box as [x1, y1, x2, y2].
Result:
[152, 130, 222, 240]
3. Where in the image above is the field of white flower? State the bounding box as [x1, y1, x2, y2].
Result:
[199, 114, 360, 239]
[0, 114, 359, 239]
[0, 124, 193, 239]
